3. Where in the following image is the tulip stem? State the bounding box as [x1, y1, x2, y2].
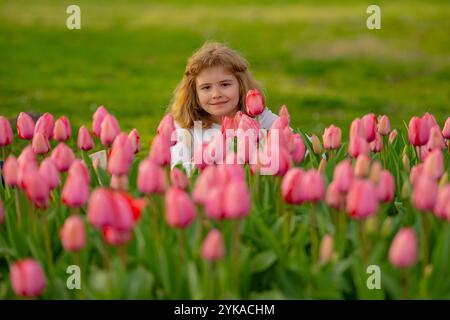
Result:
[232, 221, 241, 293]
[401, 269, 409, 300]
[284, 205, 293, 248]
[421, 214, 430, 269]
[310, 204, 318, 264]
[42, 210, 54, 273]
[14, 188, 22, 228]
[359, 220, 368, 265]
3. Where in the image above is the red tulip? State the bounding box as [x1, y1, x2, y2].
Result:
[16, 112, 35, 140]
[128, 128, 140, 154]
[245, 89, 265, 116]
[346, 179, 379, 219]
[100, 114, 120, 147]
[149, 134, 171, 166]
[377, 170, 395, 202]
[443, 117, 450, 139]
[408, 116, 430, 146]
[34, 112, 54, 140]
[333, 159, 354, 193]
[92, 105, 109, 138]
[62, 174, 90, 208]
[165, 187, 196, 228]
[10, 258, 47, 297]
[137, 159, 167, 194]
[18, 160, 39, 190]
[377, 115, 390, 136]
[170, 168, 189, 189]
[102, 226, 131, 246]
[238, 114, 262, 141]
[389, 228, 418, 268]
[39, 158, 60, 190]
[434, 186, 450, 221]
[3, 155, 19, 187]
[224, 179, 251, 219]
[281, 168, 305, 204]
[412, 174, 438, 211]
[201, 229, 225, 261]
[222, 112, 241, 138]
[77, 126, 94, 151]
[32, 131, 50, 154]
[51, 143, 75, 172]
[53, 116, 71, 142]
[203, 186, 226, 220]
[348, 136, 369, 158]
[60, 215, 86, 252]
[361, 113, 377, 142]
[322, 125, 342, 150]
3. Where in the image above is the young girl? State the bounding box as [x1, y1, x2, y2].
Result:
[169, 42, 279, 174]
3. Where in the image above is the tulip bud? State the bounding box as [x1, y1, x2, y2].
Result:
[423, 149, 444, 180]
[322, 125, 342, 150]
[102, 226, 131, 246]
[69, 160, 90, 184]
[311, 134, 323, 155]
[149, 135, 171, 166]
[377, 170, 395, 203]
[39, 158, 60, 190]
[369, 132, 383, 153]
[426, 126, 446, 151]
[77, 126, 94, 151]
[53, 116, 71, 142]
[443, 117, 450, 139]
[354, 154, 370, 178]
[290, 133, 306, 164]
[301, 170, 326, 203]
[412, 174, 438, 211]
[87, 188, 115, 229]
[3, 155, 19, 187]
[348, 136, 369, 158]
[326, 181, 345, 211]
[62, 173, 90, 208]
[333, 159, 353, 193]
[350, 118, 364, 139]
[60, 215, 86, 252]
[377, 115, 390, 136]
[34, 112, 54, 140]
[51, 143, 75, 172]
[128, 128, 140, 154]
[369, 160, 382, 183]
[319, 234, 334, 264]
[0, 116, 13, 147]
[165, 187, 196, 228]
[381, 217, 392, 237]
[170, 168, 189, 189]
[362, 113, 377, 142]
[201, 229, 225, 261]
[408, 116, 429, 146]
[389, 228, 418, 268]
[10, 258, 47, 297]
[422, 112, 438, 130]
[92, 105, 109, 138]
[100, 114, 120, 147]
[245, 89, 265, 116]
[281, 168, 305, 204]
[402, 153, 410, 173]
[32, 131, 50, 154]
[137, 159, 167, 194]
[318, 157, 327, 174]
[388, 129, 398, 144]
[346, 179, 379, 219]
[24, 171, 50, 208]
[107, 133, 134, 176]
[434, 185, 450, 221]
[224, 180, 251, 219]
[17, 112, 35, 140]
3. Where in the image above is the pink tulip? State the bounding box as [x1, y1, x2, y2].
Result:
[222, 112, 241, 138]
[408, 116, 430, 146]
[128, 128, 140, 154]
[425, 126, 446, 151]
[389, 228, 418, 268]
[236, 133, 258, 164]
[348, 136, 369, 158]
[389, 129, 398, 144]
[192, 142, 209, 171]
[18, 160, 39, 190]
[110, 192, 135, 231]
[0, 116, 13, 147]
[34, 112, 54, 140]
[62, 174, 90, 208]
[349, 118, 365, 139]
[412, 174, 438, 211]
[224, 180, 251, 219]
[258, 142, 292, 177]
[77, 126, 94, 151]
[108, 133, 134, 176]
[369, 132, 383, 153]
[100, 114, 120, 146]
[170, 168, 189, 189]
[443, 117, 450, 139]
[110, 174, 129, 191]
[301, 170, 325, 203]
[39, 158, 60, 190]
[10, 258, 47, 297]
[245, 89, 265, 116]
[16, 112, 35, 140]
[423, 149, 444, 180]
[204, 186, 226, 220]
[157, 113, 176, 146]
[51, 143, 75, 172]
[377, 115, 390, 136]
[201, 229, 225, 261]
[53, 116, 71, 142]
[319, 234, 334, 264]
[32, 131, 50, 154]
[422, 112, 438, 130]
[279, 105, 291, 124]
[92, 106, 109, 137]
[270, 113, 289, 131]
[87, 188, 115, 229]
[165, 187, 196, 228]
[354, 154, 370, 178]
[3, 155, 19, 187]
[434, 186, 450, 221]
[60, 215, 86, 252]
[326, 181, 345, 211]
[193, 165, 218, 204]
[322, 125, 342, 150]
[238, 114, 262, 141]
[137, 159, 167, 194]
[24, 171, 50, 208]
[346, 179, 379, 219]
[69, 160, 90, 184]
[410, 164, 424, 186]
[361, 113, 377, 142]
[377, 170, 395, 202]
[102, 226, 131, 246]
[290, 133, 306, 164]
[149, 134, 171, 166]
[204, 133, 228, 165]
[333, 159, 354, 193]
[281, 168, 305, 204]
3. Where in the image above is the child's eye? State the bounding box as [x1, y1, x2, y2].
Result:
[222, 83, 230, 87]
[201, 86, 210, 90]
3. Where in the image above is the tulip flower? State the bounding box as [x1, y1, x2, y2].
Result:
[279, 105, 291, 124]
[443, 117, 450, 139]
[165, 187, 196, 228]
[281, 168, 305, 204]
[369, 132, 383, 153]
[102, 226, 131, 246]
[408, 116, 429, 146]
[23, 171, 50, 208]
[3, 155, 19, 187]
[301, 170, 325, 203]
[128, 128, 140, 154]
[110, 174, 129, 191]
[18, 160, 39, 190]
[425, 126, 446, 151]
[137, 159, 167, 194]
[10, 258, 47, 297]
[377, 170, 395, 202]
[92, 105, 109, 138]
[389, 129, 398, 144]
[377, 115, 390, 136]
[319, 234, 334, 264]
[69, 160, 90, 184]
[32, 131, 50, 154]
[222, 112, 241, 138]
[53, 116, 71, 142]
[434, 185, 450, 221]
[39, 158, 60, 190]
[201, 229, 225, 261]
[157, 113, 176, 146]
[34, 112, 54, 140]
[354, 154, 370, 178]
[412, 174, 438, 212]
[193, 165, 218, 204]
[149, 134, 171, 166]
[77, 126, 94, 151]
[423, 149, 444, 180]
[0, 116, 13, 146]
[333, 159, 353, 193]
[349, 118, 365, 139]
[110, 192, 135, 231]
[422, 112, 438, 130]
[60, 215, 86, 252]
[100, 114, 120, 147]
[245, 89, 265, 116]
[224, 179, 251, 219]
[87, 188, 115, 229]
[346, 179, 379, 219]
[203, 186, 226, 220]
[369, 160, 382, 183]
[409, 164, 424, 186]
[170, 168, 189, 189]
[16, 112, 35, 140]
[51, 143, 75, 172]
[348, 136, 369, 158]
[311, 134, 323, 155]
[290, 133, 306, 164]
[389, 228, 418, 268]
[361, 113, 377, 142]
[62, 174, 90, 208]
[108, 133, 134, 176]
[326, 181, 345, 211]
[322, 125, 342, 150]
[270, 112, 289, 131]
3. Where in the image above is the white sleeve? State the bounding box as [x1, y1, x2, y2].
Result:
[170, 123, 194, 175]
[257, 107, 279, 129]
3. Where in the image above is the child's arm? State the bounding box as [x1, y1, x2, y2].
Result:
[258, 107, 279, 129]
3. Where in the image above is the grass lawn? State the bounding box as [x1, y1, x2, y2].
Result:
[1, 0, 449, 149]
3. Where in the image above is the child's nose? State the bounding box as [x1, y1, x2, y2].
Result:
[212, 86, 222, 98]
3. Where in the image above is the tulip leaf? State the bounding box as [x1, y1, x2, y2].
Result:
[250, 250, 277, 274]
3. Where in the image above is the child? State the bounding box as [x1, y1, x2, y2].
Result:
[169, 41, 279, 174]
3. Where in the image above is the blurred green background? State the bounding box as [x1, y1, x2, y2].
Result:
[1, 0, 449, 146]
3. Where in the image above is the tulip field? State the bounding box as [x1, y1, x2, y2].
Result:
[0, 106, 449, 299]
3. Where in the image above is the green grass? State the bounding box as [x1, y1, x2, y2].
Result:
[1, 0, 449, 147]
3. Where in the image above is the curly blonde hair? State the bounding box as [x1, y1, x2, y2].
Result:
[169, 41, 263, 128]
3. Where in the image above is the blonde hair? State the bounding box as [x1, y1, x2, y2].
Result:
[169, 41, 263, 128]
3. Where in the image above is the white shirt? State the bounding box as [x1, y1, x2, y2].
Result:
[170, 108, 279, 174]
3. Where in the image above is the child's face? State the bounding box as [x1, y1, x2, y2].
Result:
[196, 65, 240, 124]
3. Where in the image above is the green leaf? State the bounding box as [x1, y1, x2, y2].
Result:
[250, 250, 277, 274]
